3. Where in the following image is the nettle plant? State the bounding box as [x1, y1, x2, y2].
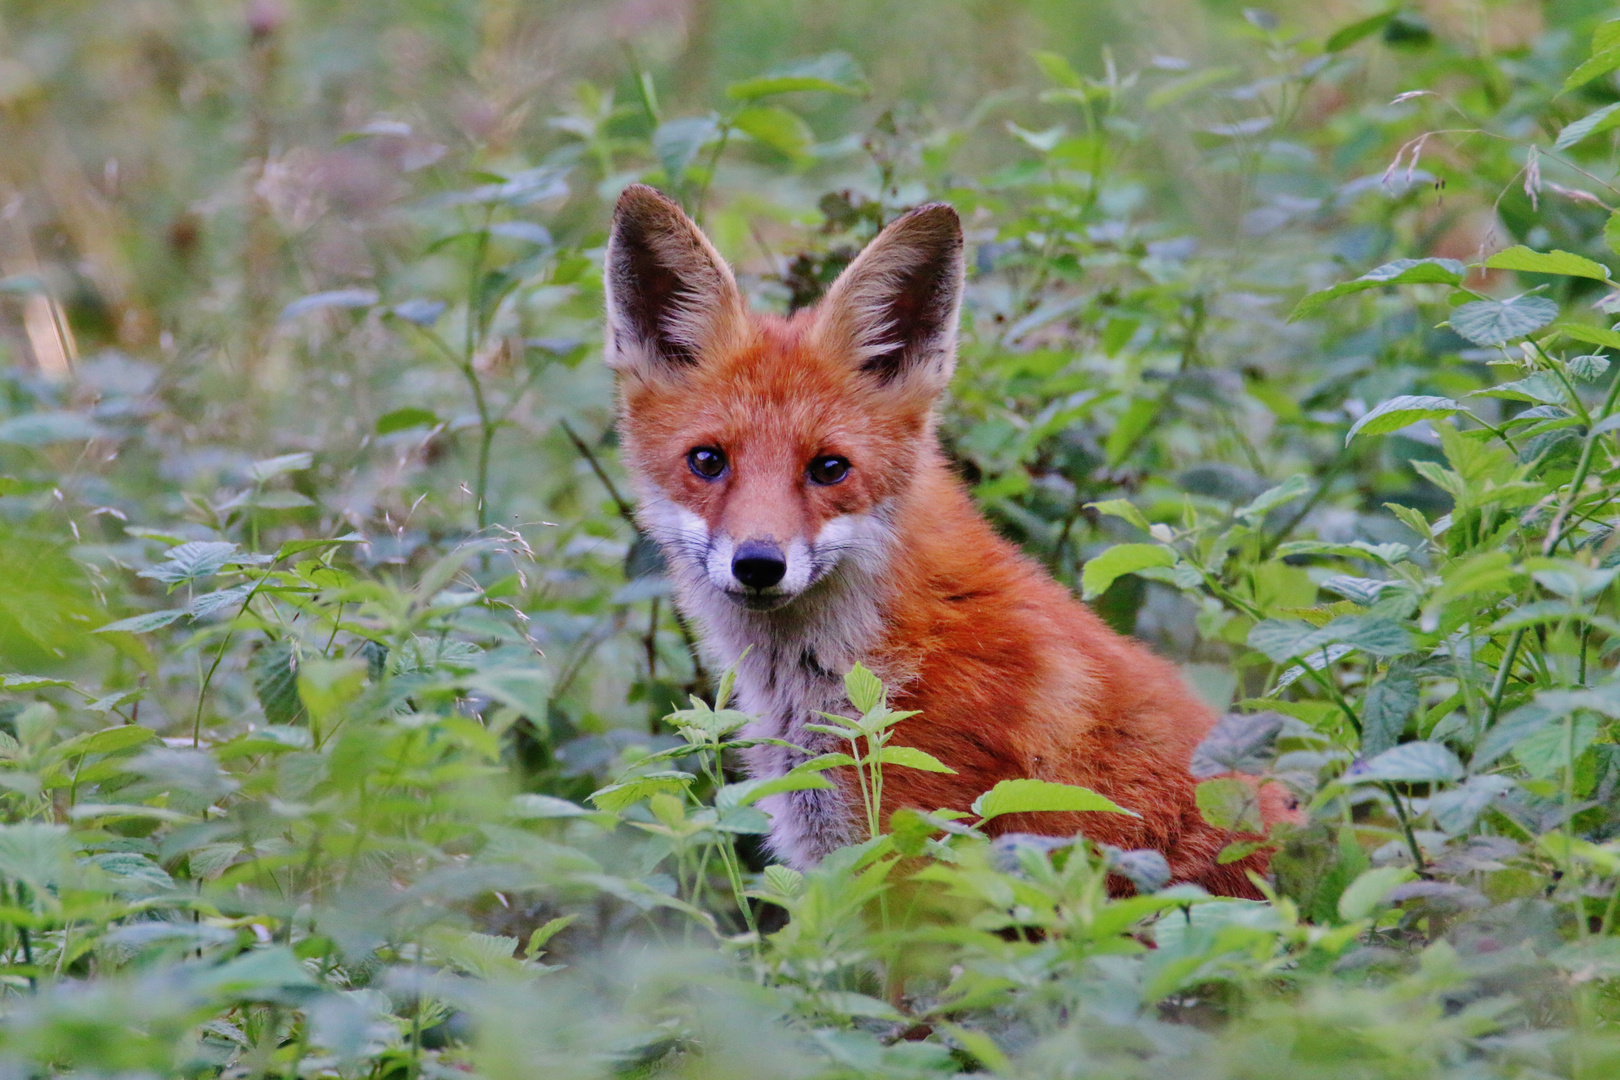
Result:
[1076, 239, 1620, 908]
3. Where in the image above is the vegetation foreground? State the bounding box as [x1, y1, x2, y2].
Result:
[3, 3, 1620, 1077]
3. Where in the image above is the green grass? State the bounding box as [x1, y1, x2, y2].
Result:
[0, 2, 1618, 1076]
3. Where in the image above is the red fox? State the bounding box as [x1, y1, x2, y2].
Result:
[604, 184, 1294, 897]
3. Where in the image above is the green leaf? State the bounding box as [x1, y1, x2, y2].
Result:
[1080, 543, 1175, 601]
[248, 452, 314, 484]
[1217, 838, 1267, 864]
[1558, 323, 1620, 351]
[1338, 865, 1417, 921]
[873, 745, 956, 773]
[1084, 498, 1150, 531]
[1482, 245, 1612, 280]
[1515, 714, 1599, 779]
[377, 408, 440, 434]
[1272, 539, 1411, 564]
[1346, 395, 1461, 444]
[1031, 50, 1084, 88]
[726, 52, 867, 100]
[0, 411, 106, 446]
[1448, 296, 1559, 346]
[138, 541, 242, 586]
[588, 772, 694, 814]
[1350, 741, 1463, 784]
[468, 667, 552, 719]
[971, 778, 1137, 821]
[1289, 258, 1465, 322]
[1248, 615, 1412, 664]
[1361, 667, 1418, 758]
[731, 105, 814, 163]
[94, 609, 188, 635]
[844, 663, 884, 714]
[1563, 42, 1620, 94]
[1235, 474, 1310, 523]
[510, 794, 596, 819]
[60, 725, 157, 758]
[1568, 354, 1611, 381]
[1325, 9, 1397, 51]
[0, 674, 74, 691]
[524, 914, 577, 960]
[1429, 774, 1515, 834]
[250, 640, 304, 726]
[1472, 371, 1567, 405]
[1105, 396, 1161, 465]
[652, 114, 722, 183]
[715, 770, 836, 809]
[1195, 778, 1263, 833]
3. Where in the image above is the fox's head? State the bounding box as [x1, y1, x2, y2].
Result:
[604, 184, 963, 614]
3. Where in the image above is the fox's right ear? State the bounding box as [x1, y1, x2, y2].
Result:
[604, 184, 744, 377]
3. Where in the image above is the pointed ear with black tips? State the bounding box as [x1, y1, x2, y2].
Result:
[812, 203, 964, 397]
[604, 184, 745, 377]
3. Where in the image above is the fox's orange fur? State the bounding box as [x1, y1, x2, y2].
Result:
[604, 184, 1293, 897]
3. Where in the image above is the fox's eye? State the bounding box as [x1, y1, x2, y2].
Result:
[807, 455, 851, 486]
[687, 446, 728, 480]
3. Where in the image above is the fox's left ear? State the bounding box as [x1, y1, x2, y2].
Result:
[813, 203, 964, 398]
[605, 184, 745, 377]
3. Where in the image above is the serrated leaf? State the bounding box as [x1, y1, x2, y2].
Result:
[190, 584, 255, 620]
[1289, 258, 1465, 321]
[1361, 668, 1418, 758]
[726, 52, 867, 100]
[874, 745, 956, 773]
[1195, 778, 1263, 833]
[1568, 354, 1611, 381]
[524, 915, 577, 960]
[1346, 395, 1461, 444]
[1190, 711, 1286, 778]
[250, 640, 304, 726]
[1249, 615, 1411, 663]
[1471, 371, 1567, 405]
[971, 778, 1137, 821]
[94, 609, 188, 635]
[1273, 539, 1412, 564]
[138, 541, 241, 586]
[1448, 296, 1559, 346]
[1080, 543, 1175, 601]
[1349, 741, 1462, 784]
[588, 772, 694, 814]
[844, 663, 884, 714]
[1429, 774, 1515, 834]
[1557, 101, 1620, 151]
[1483, 245, 1612, 280]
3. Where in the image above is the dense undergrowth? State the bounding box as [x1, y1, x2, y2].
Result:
[2, 1, 1620, 1076]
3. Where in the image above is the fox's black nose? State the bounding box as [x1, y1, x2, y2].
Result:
[732, 540, 787, 590]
